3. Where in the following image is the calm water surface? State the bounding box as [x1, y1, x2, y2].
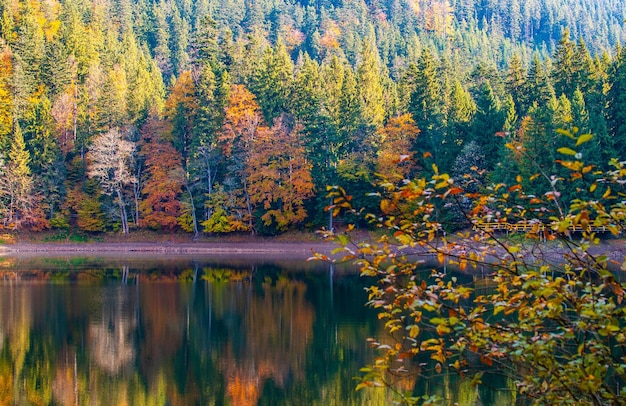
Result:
[0, 255, 514, 405]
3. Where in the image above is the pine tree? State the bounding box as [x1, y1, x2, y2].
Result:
[552, 29, 576, 97]
[572, 38, 595, 95]
[525, 54, 555, 107]
[408, 48, 446, 169]
[0, 45, 13, 150]
[251, 39, 294, 124]
[23, 94, 65, 221]
[606, 48, 626, 161]
[166, 71, 199, 235]
[356, 33, 385, 129]
[505, 53, 527, 114]
[11, 1, 45, 114]
[0, 122, 44, 229]
[469, 81, 505, 170]
[447, 79, 475, 151]
[169, 3, 190, 76]
[339, 64, 362, 153]
[151, 0, 172, 79]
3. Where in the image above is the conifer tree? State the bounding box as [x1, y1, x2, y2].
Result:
[0, 45, 13, 150]
[251, 39, 294, 124]
[505, 53, 527, 114]
[23, 94, 65, 221]
[356, 33, 385, 129]
[166, 71, 199, 235]
[447, 79, 475, 153]
[151, 0, 172, 79]
[606, 48, 626, 161]
[469, 81, 505, 170]
[338, 64, 362, 153]
[409, 48, 446, 169]
[169, 3, 190, 76]
[0, 122, 43, 229]
[525, 54, 555, 107]
[552, 29, 577, 97]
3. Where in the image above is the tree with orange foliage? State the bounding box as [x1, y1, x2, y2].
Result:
[218, 84, 264, 232]
[164, 71, 199, 235]
[138, 117, 184, 230]
[247, 115, 314, 233]
[375, 114, 420, 180]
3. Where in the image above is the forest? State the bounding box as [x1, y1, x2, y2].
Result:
[0, 0, 626, 235]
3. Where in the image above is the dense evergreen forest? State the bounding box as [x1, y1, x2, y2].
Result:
[0, 0, 626, 235]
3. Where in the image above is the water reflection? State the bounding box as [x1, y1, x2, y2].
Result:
[0, 256, 517, 405]
[0, 257, 393, 405]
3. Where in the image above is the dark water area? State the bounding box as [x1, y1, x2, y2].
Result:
[0, 255, 515, 405]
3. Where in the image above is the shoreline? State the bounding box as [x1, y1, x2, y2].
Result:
[0, 241, 341, 257]
[1, 238, 625, 267]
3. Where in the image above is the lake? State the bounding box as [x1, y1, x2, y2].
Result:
[0, 254, 515, 405]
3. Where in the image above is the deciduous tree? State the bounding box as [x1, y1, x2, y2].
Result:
[87, 128, 136, 233]
[138, 118, 183, 230]
[247, 115, 314, 233]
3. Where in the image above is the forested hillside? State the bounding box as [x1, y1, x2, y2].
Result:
[0, 0, 625, 235]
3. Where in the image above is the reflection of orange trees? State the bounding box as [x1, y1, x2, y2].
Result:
[0, 358, 12, 405]
[0, 258, 16, 272]
[138, 284, 184, 381]
[225, 368, 260, 406]
[220, 278, 315, 405]
[52, 350, 79, 406]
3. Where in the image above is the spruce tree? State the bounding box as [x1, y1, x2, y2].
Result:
[552, 29, 576, 97]
[356, 33, 385, 129]
[251, 39, 293, 124]
[606, 48, 626, 161]
[469, 81, 505, 170]
[505, 53, 527, 114]
[409, 48, 446, 169]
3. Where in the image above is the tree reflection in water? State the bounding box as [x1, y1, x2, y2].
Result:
[0, 257, 391, 405]
[0, 257, 514, 405]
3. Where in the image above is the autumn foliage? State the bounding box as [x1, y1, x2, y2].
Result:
[139, 118, 183, 230]
[321, 131, 626, 404]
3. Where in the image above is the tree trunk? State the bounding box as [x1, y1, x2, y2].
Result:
[133, 160, 142, 226]
[184, 172, 199, 237]
[117, 188, 129, 234]
[243, 174, 254, 234]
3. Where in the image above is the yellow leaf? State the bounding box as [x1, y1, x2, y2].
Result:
[436, 324, 451, 335]
[576, 133, 593, 146]
[380, 199, 390, 212]
[409, 325, 420, 338]
[557, 147, 577, 156]
[590, 183, 597, 193]
[603, 187, 611, 199]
